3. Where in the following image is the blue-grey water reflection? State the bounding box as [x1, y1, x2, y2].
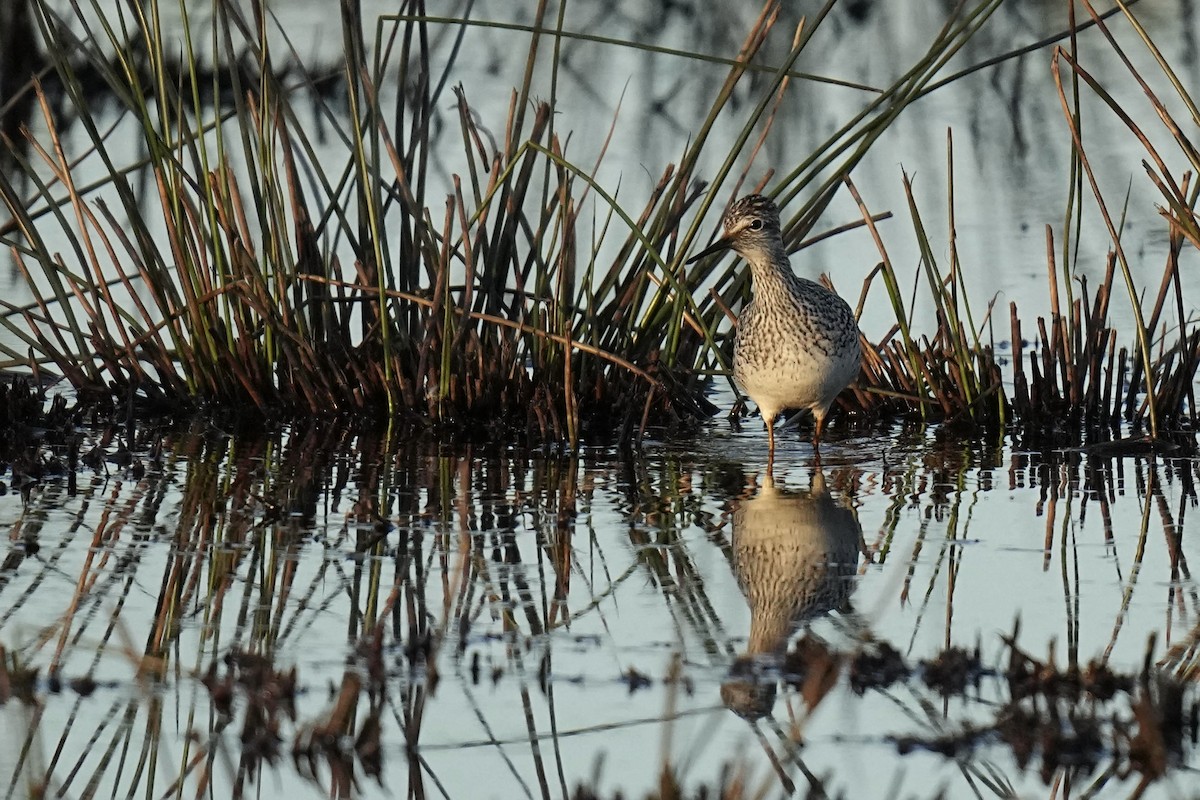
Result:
[0, 408, 1197, 798]
[4, 2, 1200, 797]
[721, 469, 862, 721]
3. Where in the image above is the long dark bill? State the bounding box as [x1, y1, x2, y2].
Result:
[685, 236, 732, 264]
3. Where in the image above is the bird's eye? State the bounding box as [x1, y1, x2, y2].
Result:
[748, 218, 764, 231]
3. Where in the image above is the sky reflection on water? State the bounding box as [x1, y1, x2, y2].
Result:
[4, 1, 1200, 796]
[1, 410, 1197, 798]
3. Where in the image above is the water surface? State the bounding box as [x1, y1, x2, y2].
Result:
[2, 403, 1197, 798]
[4, 3, 1200, 796]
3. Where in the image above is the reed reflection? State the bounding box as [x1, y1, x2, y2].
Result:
[721, 468, 862, 720]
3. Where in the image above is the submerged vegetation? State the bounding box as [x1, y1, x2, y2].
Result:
[0, 0, 1194, 445]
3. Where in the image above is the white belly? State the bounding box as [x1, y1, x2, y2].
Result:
[733, 293, 861, 422]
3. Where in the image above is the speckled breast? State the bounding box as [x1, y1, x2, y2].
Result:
[733, 281, 861, 411]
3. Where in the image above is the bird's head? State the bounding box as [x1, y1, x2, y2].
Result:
[687, 194, 784, 264]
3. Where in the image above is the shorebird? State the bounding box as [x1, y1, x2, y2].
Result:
[720, 469, 862, 720]
[689, 194, 861, 463]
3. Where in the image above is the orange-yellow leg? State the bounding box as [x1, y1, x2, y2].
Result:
[812, 411, 826, 448]
[812, 411, 826, 468]
[765, 413, 777, 474]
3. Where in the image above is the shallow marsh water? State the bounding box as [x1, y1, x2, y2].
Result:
[1, 401, 1198, 799]
[3, 1, 1200, 797]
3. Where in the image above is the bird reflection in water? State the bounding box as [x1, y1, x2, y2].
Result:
[721, 468, 863, 721]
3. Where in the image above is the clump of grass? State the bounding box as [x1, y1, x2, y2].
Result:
[1008, 0, 1200, 439]
[825, 0, 1200, 442]
[0, 0, 1011, 445]
[841, 149, 1009, 433]
[2, 0, 1195, 446]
